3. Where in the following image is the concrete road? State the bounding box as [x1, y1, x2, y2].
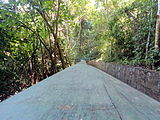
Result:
[0, 61, 160, 120]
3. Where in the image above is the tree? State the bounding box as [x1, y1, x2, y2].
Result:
[155, 0, 160, 51]
[0, 0, 71, 101]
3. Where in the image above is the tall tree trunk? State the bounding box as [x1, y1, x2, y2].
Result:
[77, 19, 82, 58]
[54, 0, 66, 69]
[65, 20, 71, 48]
[145, 0, 153, 60]
[155, 0, 160, 51]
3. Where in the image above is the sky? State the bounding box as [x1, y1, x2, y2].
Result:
[1, 0, 9, 3]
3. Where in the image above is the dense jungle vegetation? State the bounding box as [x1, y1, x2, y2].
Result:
[0, 0, 160, 101]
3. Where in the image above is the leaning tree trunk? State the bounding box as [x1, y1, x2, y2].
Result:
[35, 0, 66, 70]
[155, 0, 160, 51]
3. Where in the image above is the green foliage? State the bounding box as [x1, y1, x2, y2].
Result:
[0, 0, 71, 101]
[70, 0, 159, 70]
[92, 0, 158, 69]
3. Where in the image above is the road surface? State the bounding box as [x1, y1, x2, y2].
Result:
[0, 61, 160, 120]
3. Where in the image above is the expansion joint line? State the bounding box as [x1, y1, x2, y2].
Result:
[103, 83, 123, 120]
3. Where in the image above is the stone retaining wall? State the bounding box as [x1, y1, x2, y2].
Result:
[87, 61, 160, 102]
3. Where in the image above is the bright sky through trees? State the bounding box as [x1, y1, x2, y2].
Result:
[1, 0, 9, 3]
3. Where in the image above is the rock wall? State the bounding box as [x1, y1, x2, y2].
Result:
[87, 61, 160, 102]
